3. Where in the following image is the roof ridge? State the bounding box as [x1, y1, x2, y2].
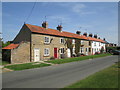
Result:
[25, 23, 105, 43]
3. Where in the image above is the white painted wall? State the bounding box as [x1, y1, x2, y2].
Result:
[91, 41, 106, 54]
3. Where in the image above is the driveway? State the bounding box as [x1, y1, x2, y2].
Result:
[2, 55, 118, 88]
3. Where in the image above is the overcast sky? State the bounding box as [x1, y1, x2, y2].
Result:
[2, 2, 118, 44]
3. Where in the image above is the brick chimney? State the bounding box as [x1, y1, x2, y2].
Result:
[83, 32, 87, 37]
[42, 21, 48, 29]
[57, 25, 62, 32]
[103, 38, 105, 41]
[76, 31, 81, 35]
[89, 33, 93, 37]
[94, 34, 97, 38]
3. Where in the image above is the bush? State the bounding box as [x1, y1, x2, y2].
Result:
[50, 56, 55, 60]
[80, 53, 86, 56]
[60, 54, 67, 59]
[76, 53, 81, 57]
[95, 52, 100, 55]
[72, 54, 76, 57]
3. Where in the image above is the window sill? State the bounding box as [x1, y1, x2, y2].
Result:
[44, 43, 50, 45]
[44, 55, 50, 57]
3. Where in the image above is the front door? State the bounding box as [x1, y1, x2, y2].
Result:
[67, 48, 71, 57]
[54, 48, 57, 58]
[34, 48, 40, 62]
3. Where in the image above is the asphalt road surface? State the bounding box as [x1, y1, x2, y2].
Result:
[2, 55, 118, 88]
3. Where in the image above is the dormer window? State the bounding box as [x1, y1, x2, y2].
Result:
[60, 38, 65, 44]
[44, 37, 50, 44]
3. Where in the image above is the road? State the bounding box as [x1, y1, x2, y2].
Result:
[2, 55, 118, 88]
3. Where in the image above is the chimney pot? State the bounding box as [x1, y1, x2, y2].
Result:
[94, 34, 97, 38]
[83, 32, 87, 37]
[89, 33, 93, 37]
[103, 38, 106, 41]
[76, 31, 81, 35]
[57, 25, 62, 32]
[42, 21, 48, 29]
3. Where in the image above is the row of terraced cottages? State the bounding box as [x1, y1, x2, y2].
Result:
[2, 21, 106, 64]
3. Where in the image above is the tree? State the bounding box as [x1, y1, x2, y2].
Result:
[100, 47, 104, 53]
[75, 39, 81, 55]
[66, 38, 74, 57]
[2, 41, 11, 48]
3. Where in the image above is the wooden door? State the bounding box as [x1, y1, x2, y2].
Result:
[54, 48, 57, 58]
[34, 48, 40, 62]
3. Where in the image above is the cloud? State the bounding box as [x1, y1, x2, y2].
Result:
[48, 15, 71, 25]
[72, 4, 86, 13]
[57, 3, 96, 15]
[72, 4, 96, 15]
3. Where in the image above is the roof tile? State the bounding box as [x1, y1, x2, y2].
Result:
[26, 24, 105, 43]
[2, 44, 19, 49]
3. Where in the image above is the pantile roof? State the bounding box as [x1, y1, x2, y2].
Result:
[25, 24, 105, 43]
[2, 44, 19, 49]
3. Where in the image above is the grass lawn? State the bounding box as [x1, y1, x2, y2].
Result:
[0, 61, 10, 65]
[46, 53, 111, 64]
[64, 63, 119, 88]
[4, 63, 51, 71]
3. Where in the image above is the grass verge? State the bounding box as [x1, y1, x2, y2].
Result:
[64, 63, 119, 88]
[4, 63, 51, 71]
[46, 53, 111, 64]
[0, 61, 10, 65]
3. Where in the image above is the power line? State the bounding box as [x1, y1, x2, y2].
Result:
[24, 0, 37, 23]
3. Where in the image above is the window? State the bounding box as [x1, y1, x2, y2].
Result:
[80, 47, 84, 53]
[44, 48, 49, 56]
[81, 40, 84, 45]
[60, 38, 65, 44]
[72, 39, 75, 44]
[86, 48, 88, 52]
[44, 37, 50, 43]
[89, 48, 91, 52]
[60, 48, 64, 54]
[94, 42, 96, 46]
[89, 41, 91, 46]
[95, 48, 96, 52]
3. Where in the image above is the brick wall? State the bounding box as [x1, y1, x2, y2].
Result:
[11, 42, 30, 64]
[31, 33, 67, 61]
[13, 24, 31, 44]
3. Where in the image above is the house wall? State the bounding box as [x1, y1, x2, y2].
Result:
[31, 33, 67, 61]
[11, 42, 30, 64]
[13, 24, 31, 43]
[91, 41, 106, 54]
[80, 40, 91, 55]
